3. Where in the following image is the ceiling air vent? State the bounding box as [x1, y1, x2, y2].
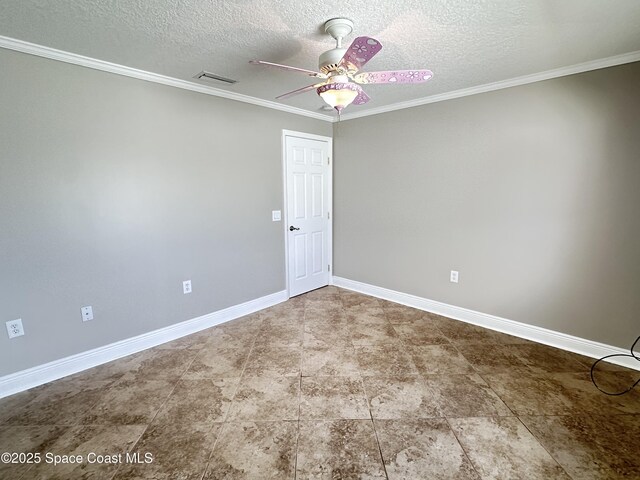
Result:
[194, 71, 237, 85]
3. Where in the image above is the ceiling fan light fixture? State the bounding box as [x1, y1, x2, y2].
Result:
[317, 82, 361, 113]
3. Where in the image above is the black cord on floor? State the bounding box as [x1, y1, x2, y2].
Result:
[590, 334, 640, 396]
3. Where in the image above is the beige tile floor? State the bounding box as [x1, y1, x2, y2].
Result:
[1, 286, 639, 479]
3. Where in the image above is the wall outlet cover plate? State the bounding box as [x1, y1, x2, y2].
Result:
[6, 319, 25, 339]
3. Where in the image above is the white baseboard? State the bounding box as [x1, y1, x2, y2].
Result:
[0, 290, 288, 399]
[332, 276, 640, 371]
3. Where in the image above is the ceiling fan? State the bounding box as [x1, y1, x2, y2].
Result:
[250, 18, 433, 114]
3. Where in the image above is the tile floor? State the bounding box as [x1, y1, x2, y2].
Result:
[1, 286, 639, 479]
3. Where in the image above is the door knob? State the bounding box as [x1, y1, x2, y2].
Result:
[289, 226, 300, 231]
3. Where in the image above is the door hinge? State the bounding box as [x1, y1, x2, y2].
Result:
[327, 211, 330, 220]
[328, 264, 331, 272]
[327, 157, 330, 165]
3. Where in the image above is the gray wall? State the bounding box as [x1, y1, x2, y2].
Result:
[2, 45, 639, 378]
[334, 61, 640, 349]
[0, 48, 331, 375]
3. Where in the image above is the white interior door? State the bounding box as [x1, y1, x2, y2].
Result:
[284, 133, 331, 297]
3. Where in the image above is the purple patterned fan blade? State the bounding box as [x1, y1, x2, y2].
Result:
[276, 82, 327, 100]
[352, 89, 370, 105]
[339, 37, 383, 71]
[353, 69, 433, 84]
[250, 60, 326, 78]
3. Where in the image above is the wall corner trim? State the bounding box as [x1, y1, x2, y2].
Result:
[0, 290, 288, 399]
[332, 276, 640, 371]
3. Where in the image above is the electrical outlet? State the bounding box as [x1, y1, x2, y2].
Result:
[183, 280, 192, 294]
[6, 319, 24, 339]
[81, 306, 94, 322]
[272, 210, 282, 221]
[450, 270, 459, 283]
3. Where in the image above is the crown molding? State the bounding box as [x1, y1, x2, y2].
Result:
[0, 35, 334, 123]
[2, 35, 638, 124]
[336, 49, 640, 122]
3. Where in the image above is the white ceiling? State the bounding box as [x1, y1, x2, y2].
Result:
[2, 1, 640, 119]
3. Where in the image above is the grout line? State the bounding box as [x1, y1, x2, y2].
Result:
[198, 421, 230, 480]
[294, 301, 311, 480]
[84, 347, 203, 480]
[449, 343, 482, 375]
[515, 415, 575, 479]
[107, 359, 187, 480]
[366, 294, 487, 479]
[367, 405, 390, 480]
[223, 327, 259, 423]
[294, 375, 301, 480]
[444, 416, 483, 479]
[195, 314, 261, 479]
[475, 370, 518, 417]
[350, 295, 389, 480]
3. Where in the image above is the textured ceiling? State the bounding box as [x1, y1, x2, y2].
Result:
[2, 0, 640, 118]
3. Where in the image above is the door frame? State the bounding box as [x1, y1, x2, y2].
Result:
[281, 129, 333, 298]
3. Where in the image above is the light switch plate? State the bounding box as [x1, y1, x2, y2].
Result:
[272, 210, 282, 221]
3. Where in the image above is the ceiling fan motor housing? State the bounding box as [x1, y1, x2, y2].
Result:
[319, 48, 347, 73]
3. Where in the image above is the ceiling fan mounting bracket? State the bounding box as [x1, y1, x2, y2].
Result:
[319, 48, 347, 73]
[324, 18, 354, 48]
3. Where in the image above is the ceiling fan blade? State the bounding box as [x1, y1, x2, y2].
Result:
[250, 60, 326, 78]
[352, 89, 371, 106]
[339, 37, 383, 71]
[276, 82, 327, 100]
[353, 70, 433, 84]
